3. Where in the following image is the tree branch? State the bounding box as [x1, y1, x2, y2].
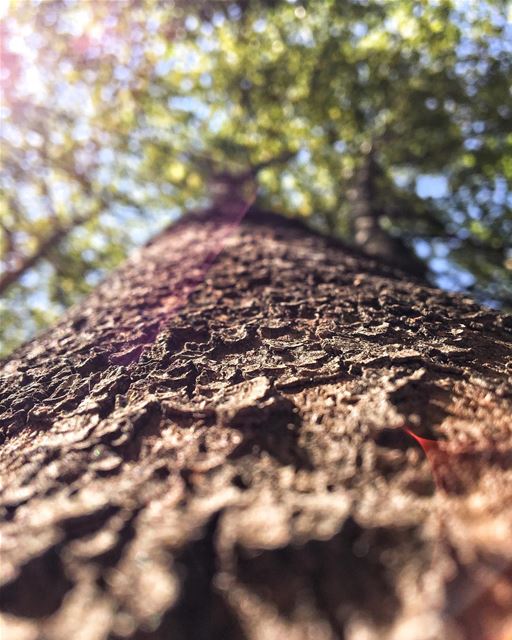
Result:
[0, 214, 91, 296]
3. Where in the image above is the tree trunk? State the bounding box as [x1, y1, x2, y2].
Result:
[1, 209, 511, 640]
[348, 151, 426, 279]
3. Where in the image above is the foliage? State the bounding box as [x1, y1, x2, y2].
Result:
[1, 0, 511, 355]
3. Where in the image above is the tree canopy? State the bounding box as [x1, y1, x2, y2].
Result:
[1, 0, 511, 355]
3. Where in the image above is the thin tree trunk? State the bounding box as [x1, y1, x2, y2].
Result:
[1, 209, 511, 640]
[348, 150, 426, 278]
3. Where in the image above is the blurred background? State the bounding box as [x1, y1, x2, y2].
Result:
[0, 0, 511, 357]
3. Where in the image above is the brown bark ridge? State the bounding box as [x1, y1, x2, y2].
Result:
[1, 208, 511, 640]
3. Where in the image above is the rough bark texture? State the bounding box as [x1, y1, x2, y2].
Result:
[1, 210, 511, 640]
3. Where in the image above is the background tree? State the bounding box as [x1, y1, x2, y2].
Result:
[1, 0, 511, 355]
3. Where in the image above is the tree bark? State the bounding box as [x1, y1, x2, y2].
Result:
[1, 209, 511, 640]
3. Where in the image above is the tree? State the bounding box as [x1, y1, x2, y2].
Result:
[1, 0, 511, 355]
[1, 208, 511, 640]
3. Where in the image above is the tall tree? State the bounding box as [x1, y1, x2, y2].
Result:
[1, 209, 511, 639]
[1, 0, 511, 355]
